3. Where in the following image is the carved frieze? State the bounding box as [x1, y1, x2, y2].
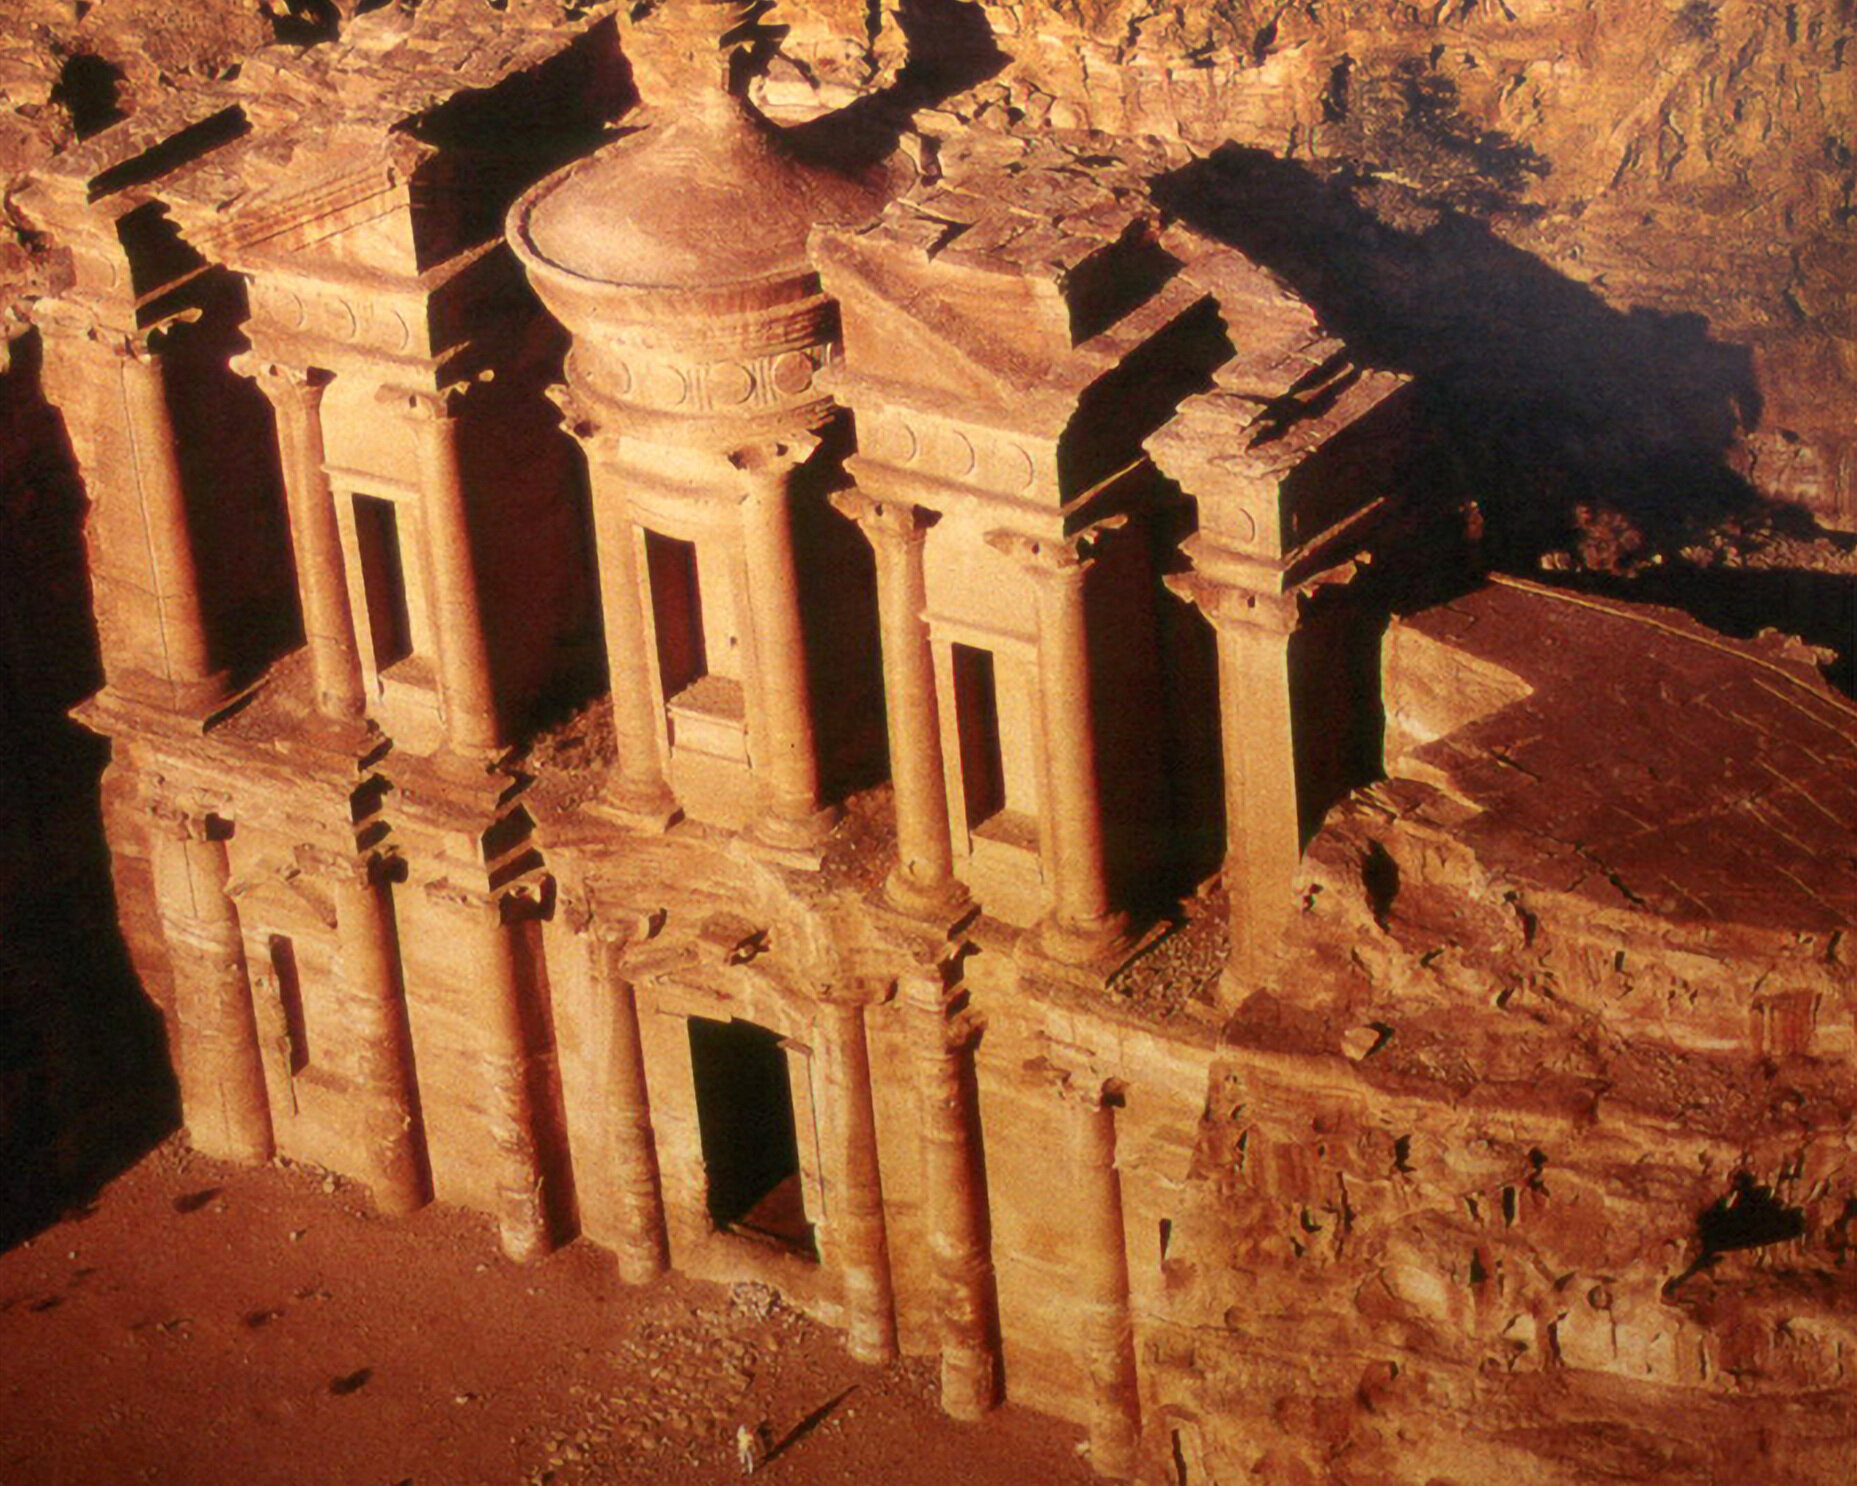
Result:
[247, 273, 429, 361]
[854, 406, 1052, 503]
[568, 338, 835, 420]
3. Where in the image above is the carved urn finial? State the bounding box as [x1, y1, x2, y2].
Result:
[623, 0, 764, 112]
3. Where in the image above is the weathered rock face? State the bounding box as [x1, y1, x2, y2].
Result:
[764, 0, 1857, 528]
[1, 4, 1853, 1485]
[6, 1, 1851, 522]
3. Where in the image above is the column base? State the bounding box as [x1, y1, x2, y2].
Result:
[614, 1240, 670, 1287]
[1032, 909, 1134, 970]
[367, 1171, 430, 1221]
[496, 1203, 557, 1265]
[883, 864, 973, 922]
[754, 799, 843, 854]
[295, 710, 376, 759]
[418, 742, 509, 788]
[106, 670, 237, 725]
[586, 779, 683, 835]
[939, 1341, 1001, 1422]
[311, 691, 369, 728]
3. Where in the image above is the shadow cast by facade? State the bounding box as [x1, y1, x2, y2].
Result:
[1153, 144, 1856, 690]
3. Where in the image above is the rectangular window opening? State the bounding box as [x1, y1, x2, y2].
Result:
[353, 494, 413, 670]
[269, 934, 308, 1074]
[645, 530, 707, 699]
[952, 642, 1006, 829]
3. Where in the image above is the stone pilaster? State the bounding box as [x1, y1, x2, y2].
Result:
[902, 969, 999, 1419]
[42, 313, 230, 714]
[831, 490, 966, 916]
[436, 880, 560, 1262]
[1175, 576, 1303, 991]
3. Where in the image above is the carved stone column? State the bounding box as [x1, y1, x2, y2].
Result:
[1067, 1079, 1140, 1479]
[824, 995, 898, 1364]
[240, 358, 366, 722]
[118, 335, 226, 712]
[571, 419, 679, 826]
[328, 851, 428, 1216]
[588, 931, 671, 1283]
[403, 387, 502, 755]
[449, 883, 558, 1261]
[989, 532, 1125, 962]
[831, 491, 964, 916]
[902, 970, 999, 1419]
[735, 442, 837, 844]
[1193, 583, 1301, 987]
[149, 808, 272, 1163]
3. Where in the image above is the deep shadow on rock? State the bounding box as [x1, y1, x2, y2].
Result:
[1153, 144, 1857, 690]
[0, 334, 178, 1255]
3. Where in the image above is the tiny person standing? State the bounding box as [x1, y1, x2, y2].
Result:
[736, 1422, 761, 1475]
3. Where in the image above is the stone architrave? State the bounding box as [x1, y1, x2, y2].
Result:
[237, 357, 367, 723]
[822, 993, 899, 1364]
[149, 807, 274, 1163]
[831, 489, 966, 916]
[399, 385, 503, 756]
[986, 530, 1127, 963]
[902, 970, 1000, 1419]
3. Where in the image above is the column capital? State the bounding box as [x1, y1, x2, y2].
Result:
[901, 969, 986, 1051]
[1023, 1052, 1125, 1109]
[830, 488, 932, 550]
[983, 516, 1126, 584]
[1166, 568, 1300, 636]
[381, 373, 490, 424]
[728, 434, 819, 487]
[125, 308, 203, 364]
[545, 380, 603, 442]
[293, 844, 395, 891]
[147, 799, 232, 843]
[818, 978, 897, 1011]
[231, 352, 332, 410]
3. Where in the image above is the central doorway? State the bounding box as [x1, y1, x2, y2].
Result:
[687, 1016, 816, 1258]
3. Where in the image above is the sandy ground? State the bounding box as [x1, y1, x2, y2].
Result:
[0, 1138, 1100, 1486]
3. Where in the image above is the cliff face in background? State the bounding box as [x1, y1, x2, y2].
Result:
[4, 1, 1851, 525]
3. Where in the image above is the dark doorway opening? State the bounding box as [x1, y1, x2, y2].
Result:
[687, 1016, 814, 1258]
